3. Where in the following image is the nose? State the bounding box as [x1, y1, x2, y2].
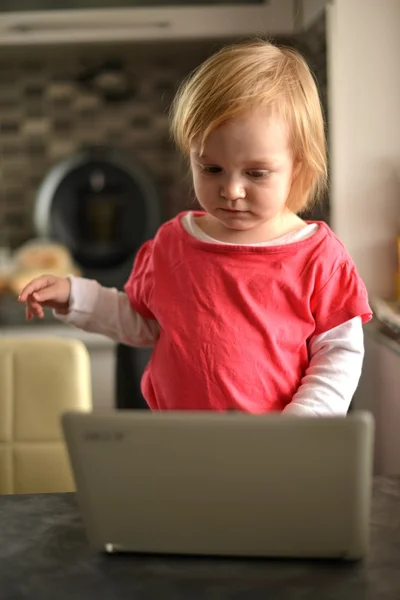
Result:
[220, 175, 246, 202]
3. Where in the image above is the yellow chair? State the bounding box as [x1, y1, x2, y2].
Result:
[0, 337, 92, 494]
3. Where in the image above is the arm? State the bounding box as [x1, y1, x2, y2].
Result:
[55, 276, 159, 347]
[282, 317, 364, 416]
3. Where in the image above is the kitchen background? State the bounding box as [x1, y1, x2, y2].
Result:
[0, 5, 331, 418]
[0, 13, 328, 250]
[0, 0, 400, 475]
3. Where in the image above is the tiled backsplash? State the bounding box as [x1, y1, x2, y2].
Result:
[0, 15, 327, 248]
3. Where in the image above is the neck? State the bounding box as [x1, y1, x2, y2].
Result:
[197, 211, 306, 244]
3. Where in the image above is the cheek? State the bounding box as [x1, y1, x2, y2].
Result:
[251, 177, 291, 208]
[252, 179, 279, 199]
[192, 173, 215, 195]
[267, 173, 293, 197]
[191, 171, 201, 191]
[192, 170, 203, 186]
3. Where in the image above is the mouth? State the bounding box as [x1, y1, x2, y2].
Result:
[220, 208, 248, 214]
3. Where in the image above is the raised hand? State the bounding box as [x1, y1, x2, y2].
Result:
[18, 275, 71, 320]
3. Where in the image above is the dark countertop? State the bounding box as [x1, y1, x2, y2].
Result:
[1, 477, 400, 600]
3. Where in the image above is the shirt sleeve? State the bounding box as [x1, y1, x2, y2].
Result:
[54, 275, 159, 347]
[282, 316, 364, 416]
[311, 260, 372, 335]
[124, 239, 156, 319]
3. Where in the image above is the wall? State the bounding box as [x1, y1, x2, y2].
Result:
[0, 40, 215, 248]
[300, 0, 327, 27]
[0, 16, 327, 249]
[327, 0, 400, 298]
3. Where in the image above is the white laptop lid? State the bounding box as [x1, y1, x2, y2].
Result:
[62, 410, 374, 560]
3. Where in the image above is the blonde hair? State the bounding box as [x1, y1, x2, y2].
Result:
[170, 39, 327, 212]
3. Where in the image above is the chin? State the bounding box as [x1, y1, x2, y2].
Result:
[217, 214, 259, 230]
[224, 222, 255, 231]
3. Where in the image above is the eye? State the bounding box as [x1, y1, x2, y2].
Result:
[247, 170, 270, 179]
[199, 165, 222, 174]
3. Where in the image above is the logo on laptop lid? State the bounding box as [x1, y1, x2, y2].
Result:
[83, 431, 125, 442]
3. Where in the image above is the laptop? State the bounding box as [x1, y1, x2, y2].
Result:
[62, 410, 374, 560]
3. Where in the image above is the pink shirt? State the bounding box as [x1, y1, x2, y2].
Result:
[125, 212, 372, 413]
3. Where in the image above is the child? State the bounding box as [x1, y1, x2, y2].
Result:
[19, 39, 372, 416]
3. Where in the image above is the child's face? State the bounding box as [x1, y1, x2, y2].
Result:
[190, 108, 296, 237]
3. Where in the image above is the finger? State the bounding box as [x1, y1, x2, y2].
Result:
[19, 279, 48, 301]
[25, 304, 42, 320]
[27, 299, 44, 319]
[18, 277, 54, 302]
[36, 299, 59, 309]
[30, 299, 44, 316]
[32, 283, 58, 303]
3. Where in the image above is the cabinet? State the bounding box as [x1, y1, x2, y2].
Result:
[0, 0, 296, 45]
[352, 322, 400, 475]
